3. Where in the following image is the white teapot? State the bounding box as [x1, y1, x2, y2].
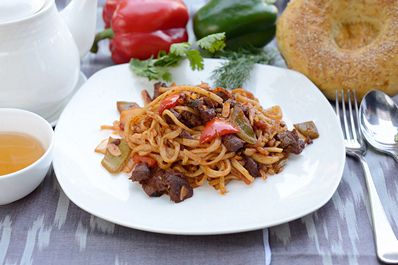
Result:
[0, 0, 97, 120]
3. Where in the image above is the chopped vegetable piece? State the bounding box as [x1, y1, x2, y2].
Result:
[395, 133, 398, 143]
[95, 138, 109, 154]
[231, 106, 257, 144]
[120, 108, 145, 134]
[294, 121, 319, 139]
[264, 105, 282, 119]
[107, 143, 122, 156]
[159, 94, 181, 114]
[133, 155, 157, 167]
[116, 101, 140, 113]
[101, 137, 131, 173]
[200, 118, 239, 144]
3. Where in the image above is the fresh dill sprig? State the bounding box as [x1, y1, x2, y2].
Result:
[211, 46, 277, 89]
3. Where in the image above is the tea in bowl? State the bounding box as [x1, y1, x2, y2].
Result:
[0, 108, 54, 205]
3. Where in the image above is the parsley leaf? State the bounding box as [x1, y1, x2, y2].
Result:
[130, 58, 172, 82]
[154, 53, 180, 67]
[186, 50, 204, 71]
[130, 33, 226, 82]
[170, 42, 191, 56]
[197, 33, 226, 53]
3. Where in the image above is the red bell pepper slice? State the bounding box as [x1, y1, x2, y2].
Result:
[133, 155, 157, 167]
[158, 94, 181, 115]
[200, 119, 240, 144]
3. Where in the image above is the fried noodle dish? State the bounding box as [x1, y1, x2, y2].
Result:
[96, 83, 319, 203]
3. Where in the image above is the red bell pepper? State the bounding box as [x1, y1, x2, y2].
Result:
[102, 0, 121, 28]
[92, 0, 189, 64]
[200, 119, 240, 144]
[133, 155, 157, 167]
[158, 94, 181, 114]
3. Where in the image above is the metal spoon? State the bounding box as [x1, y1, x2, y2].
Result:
[360, 90, 398, 162]
[360, 90, 398, 263]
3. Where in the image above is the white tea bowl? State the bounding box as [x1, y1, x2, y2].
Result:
[0, 108, 54, 205]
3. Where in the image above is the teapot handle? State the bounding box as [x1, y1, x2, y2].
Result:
[60, 0, 98, 58]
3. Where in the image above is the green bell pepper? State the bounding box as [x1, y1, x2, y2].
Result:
[193, 0, 278, 49]
[231, 106, 257, 144]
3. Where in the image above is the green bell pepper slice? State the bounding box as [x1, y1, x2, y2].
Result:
[101, 137, 131, 173]
[231, 105, 257, 144]
[193, 0, 278, 49]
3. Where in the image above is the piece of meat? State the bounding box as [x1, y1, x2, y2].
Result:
[203, 97, 220, 109]
[225, 99, 236, 108]
[276, 130, 305, 154]
[254, 120, 268, 130]
[133, 167, 193, 203]
[222, 134, 245, 152]
[164, 107, 202, 128]
[164, 108, 180, 124]
[213, 87, 232, 102]
[153, 82, 166, 99]
[141, 90, 152, 104]
[228, 101, 249, 119]
[141, 175, 167, 197]
[244, 157, 260, 178]
[177, 93, 187, 105]
[240, 104, 250, 119]
[179, 111, 202, 128]
[187, 98, 201, 109]
[199, 108, 216, 123]
[198, 82, 211, 90]
[188, 98, 217, 123]
[180, 130, 193, 139]
[130, 162, 150, 182]
[164, 171, 193, 203]
[140, 168, 168, 197]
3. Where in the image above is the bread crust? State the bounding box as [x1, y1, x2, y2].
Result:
[276, 0, 398, 100]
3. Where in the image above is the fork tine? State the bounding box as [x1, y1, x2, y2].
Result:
[335, 90, 340, 120]
[353, 89, 362, 142]
[347, 89, 358, 142]
[341, 89, 351, 140]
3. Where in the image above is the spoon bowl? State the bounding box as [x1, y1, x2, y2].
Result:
[360, 90, 398, 161]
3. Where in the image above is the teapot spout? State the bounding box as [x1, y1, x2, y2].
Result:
[61, 0, 98, 58]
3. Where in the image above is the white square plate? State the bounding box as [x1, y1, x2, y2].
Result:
[53, 59, 345, 235]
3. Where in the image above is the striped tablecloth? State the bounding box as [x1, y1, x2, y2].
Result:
[1, 1, 397, 264]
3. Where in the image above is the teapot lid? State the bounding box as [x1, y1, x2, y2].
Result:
[0, 0, 46, 23]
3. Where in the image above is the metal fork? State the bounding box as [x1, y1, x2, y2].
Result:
[336, 89, 398, 263]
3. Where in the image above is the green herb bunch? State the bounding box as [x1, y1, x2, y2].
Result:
[130, 33, 226, 82]
[129, 32, 276, 89]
